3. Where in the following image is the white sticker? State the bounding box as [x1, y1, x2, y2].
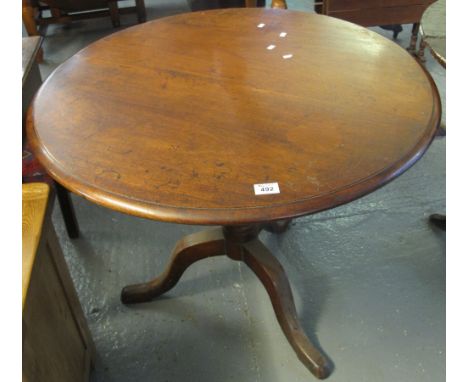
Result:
[267, 44, 276, 50]
[254, 182, 280, 195]
[257, 23, 266, 28]
[282, 54, 293, 59]
[279, 32, 287, 38]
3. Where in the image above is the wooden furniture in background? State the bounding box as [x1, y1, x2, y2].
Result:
[417, 0, 445, 65]
[22, 36, 80, 238]
[188, 0, 285, 10]
[418, 0, 446, 230]
[317, 0, 436, 53]
[22, 36, 43, 128]
[22, 183, 95, 381]
[27, 8, 440, 379]
[419, 0, 445, 140]
[22, 0, 147, 38]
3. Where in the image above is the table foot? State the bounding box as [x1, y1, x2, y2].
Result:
[429, 214, 446, 231]
[121, 228, 225, 304]
[122, 224, 332, 379]
[436, 123, 446, 137]
[243, 239, 332, 379]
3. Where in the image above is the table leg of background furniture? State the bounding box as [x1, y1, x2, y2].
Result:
[50, 7, 62, 18]
[55, 182, 80, 239]
[135, 0, 147, 23]
[121, 225, 332, 379]
[417, 36, 427, 63]
[109, 1, 121, 27]
[408, 22, 420, 54]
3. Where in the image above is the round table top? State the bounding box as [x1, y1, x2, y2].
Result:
[28, 8, 441, 225]
[421, 0, 445, 66]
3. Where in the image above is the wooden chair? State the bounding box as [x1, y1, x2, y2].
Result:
[22, 0, 147, 38]
[23, 183, 95, 382]
[23, 36, 80, 238]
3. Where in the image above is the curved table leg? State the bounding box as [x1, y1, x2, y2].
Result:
[243, 239, 332, 379]
[121, 228, 226, 304]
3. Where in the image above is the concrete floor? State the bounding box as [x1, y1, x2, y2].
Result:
[27, 1, 445, 381]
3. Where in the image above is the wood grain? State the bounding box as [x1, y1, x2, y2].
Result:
[23, 237, 89, 382]
[22, 183, 49, 308]
[27, 9, 440, 225]
[22, 183, 96, 381]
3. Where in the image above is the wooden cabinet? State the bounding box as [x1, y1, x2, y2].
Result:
[317, 0, 437, 51]
[22, 184, 95, 382]
[22, 1, 147, 40]
[320, 0, 436, 26]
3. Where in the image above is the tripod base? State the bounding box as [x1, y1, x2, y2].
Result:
[121, 223, 332, 379]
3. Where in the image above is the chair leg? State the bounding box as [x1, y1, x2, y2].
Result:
[55, 182, 80, 239]
[135, 0, 147, 23]
[22, 0, 38, 36]
[22, 0, 43, 61]
[109, 1, 120, 27]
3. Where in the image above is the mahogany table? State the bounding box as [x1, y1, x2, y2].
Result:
[27, 8, 441, 379]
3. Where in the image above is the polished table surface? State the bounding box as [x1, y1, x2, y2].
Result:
[28, 8, 440, 226]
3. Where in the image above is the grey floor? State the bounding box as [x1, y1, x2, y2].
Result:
[27, 1, 446, 381]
